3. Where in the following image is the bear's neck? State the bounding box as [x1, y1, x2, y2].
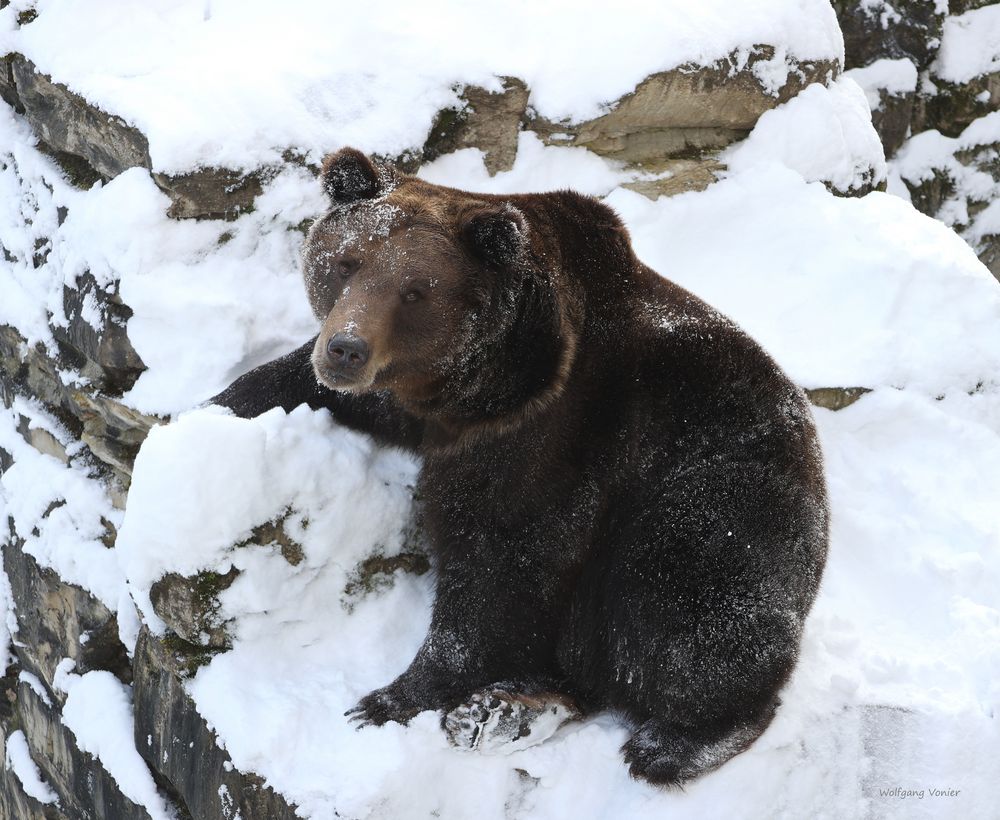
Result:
[412, 272, 580, 443]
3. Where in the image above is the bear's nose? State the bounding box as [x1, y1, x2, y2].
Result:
[327, 333, 370, 371]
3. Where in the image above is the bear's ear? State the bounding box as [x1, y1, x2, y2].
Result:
[463, 204, 529, 268]
[320, 148, 387, 206]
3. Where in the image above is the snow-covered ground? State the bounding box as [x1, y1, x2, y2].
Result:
[2, 1, 1000, 818]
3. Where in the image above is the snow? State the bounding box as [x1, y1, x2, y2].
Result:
[0, 103, 77, 351]
[4, 729, 58, 805]
[18, 670, 53, 707]
[0, 0, 843, 174]
[844, 57, 918, 111]
[933, 5, 1000, 85]
[53, 660, 178, 820]
[724, 76, 887, 193]
[0, 557, 13, 673]
[419, 132, 627, 197]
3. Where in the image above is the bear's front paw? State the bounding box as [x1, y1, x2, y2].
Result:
[344, 685, 424, 729]
[444, 688, 580, 754]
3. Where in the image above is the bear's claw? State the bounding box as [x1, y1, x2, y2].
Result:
[345, 685, 422, 729]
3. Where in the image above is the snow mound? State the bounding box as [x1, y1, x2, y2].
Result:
[607, 165, 1000, 396]
[725, 76, 887, 193]
[117, 405, 420, 634]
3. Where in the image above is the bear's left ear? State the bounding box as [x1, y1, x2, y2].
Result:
[463, 204, 529, 268]
[320, 147, 390, 206]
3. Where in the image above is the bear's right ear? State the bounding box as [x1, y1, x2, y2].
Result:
[320, 148, 386, 206]
[462, 204, 529, 269]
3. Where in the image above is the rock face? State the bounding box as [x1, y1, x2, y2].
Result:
[3, 544, 130, 696]
[15, 678, 155, 820]
[11, 57, 151, 180]
[0, 5, 989, 819]
[423, 77, 530, 175]
[132, 628, 300, 820]
[532, 50, 838, 161]
[6, 55, 263, 219]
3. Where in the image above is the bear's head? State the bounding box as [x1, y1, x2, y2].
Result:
[303, 148, 581, 427]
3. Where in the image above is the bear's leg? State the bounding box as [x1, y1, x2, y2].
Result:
[211, 335, 424, 449]
[345, 648, 480, 728]
[349, 533, 579, 730]
[620, 705, 776, 786]
[443, 681, 581, 753]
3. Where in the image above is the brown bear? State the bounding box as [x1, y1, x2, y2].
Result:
[212, 147, 829, 786]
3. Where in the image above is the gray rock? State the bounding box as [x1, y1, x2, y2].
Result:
[11, 55, 150, 181]
[0, 323, 161, 480]
[51, 272, 146, 394]
[149, 568, 239, 650]
[15, 678, 164, 820]
[0, 381, 72, 466]
[0, 53, 23, 113]
[975, 231, 1000, 282]
[903, 166, 955, 222]
[152, 168, 264, 220]
[920, 73, 1000, 138]
[833, 0, 946, 71]
[949, 0, 995, 12]
[529, 50, 839, 165]
[14, 413, 70, 465]
[70, 391, 161, 476]
[132, 627, 299, 820]
[870, 88, 915, 158]
[3, 540, 130, 698]
[0, 325, 90, 438]
[620, 157, 726, 200]
[0, 664, 65, 820]
[805, 387, 871, 411]
[422, 77, 530, 175]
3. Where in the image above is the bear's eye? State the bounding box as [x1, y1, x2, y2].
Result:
[400, 280, 429, 304]
[336, 258, 360, 278]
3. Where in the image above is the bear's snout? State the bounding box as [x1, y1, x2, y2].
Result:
[326, 333, 370, 373]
